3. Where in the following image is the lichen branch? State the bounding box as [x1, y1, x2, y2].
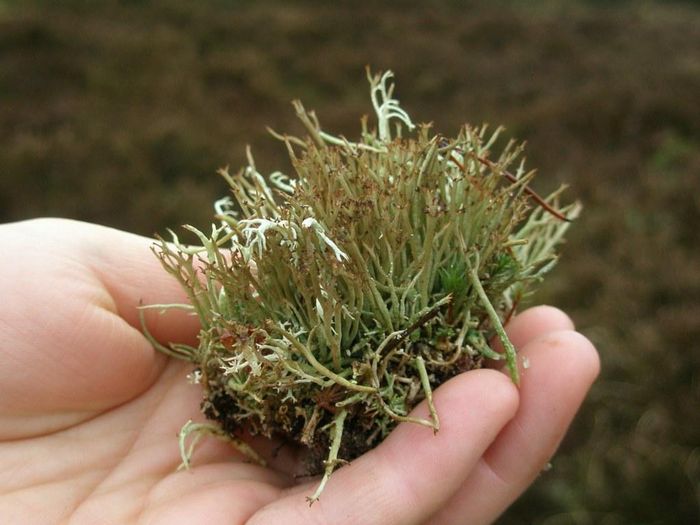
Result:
[468, 255, 520, 385]
[307, 409, 348, 505]
[177, 420, 266, 470]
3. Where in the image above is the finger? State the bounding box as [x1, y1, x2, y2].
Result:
[247, 369, 520, 525]
[430, 330, 600, 524]
[484, 305, 575, 370]
[491, 305, 575, 355]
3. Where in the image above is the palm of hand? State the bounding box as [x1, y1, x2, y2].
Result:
[0, 220, 599, 525]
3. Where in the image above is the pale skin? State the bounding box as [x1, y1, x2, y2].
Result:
[0, 218, 600, 525]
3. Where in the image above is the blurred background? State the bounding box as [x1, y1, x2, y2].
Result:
[1, 0, 699, 522]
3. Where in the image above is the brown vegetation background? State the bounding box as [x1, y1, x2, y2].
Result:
[1, 1, 699, 523]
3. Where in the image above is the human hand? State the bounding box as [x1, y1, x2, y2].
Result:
[0, 219, 599, 525]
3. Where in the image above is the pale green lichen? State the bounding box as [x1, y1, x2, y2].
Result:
[147, 69, 580, 503]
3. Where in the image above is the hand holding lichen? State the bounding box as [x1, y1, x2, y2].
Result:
[145, 70, 579, 503]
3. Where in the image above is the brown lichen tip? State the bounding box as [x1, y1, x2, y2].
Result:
[146, 69, 580, 502]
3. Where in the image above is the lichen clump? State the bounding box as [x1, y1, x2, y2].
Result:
[147, 70, 578, 503]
